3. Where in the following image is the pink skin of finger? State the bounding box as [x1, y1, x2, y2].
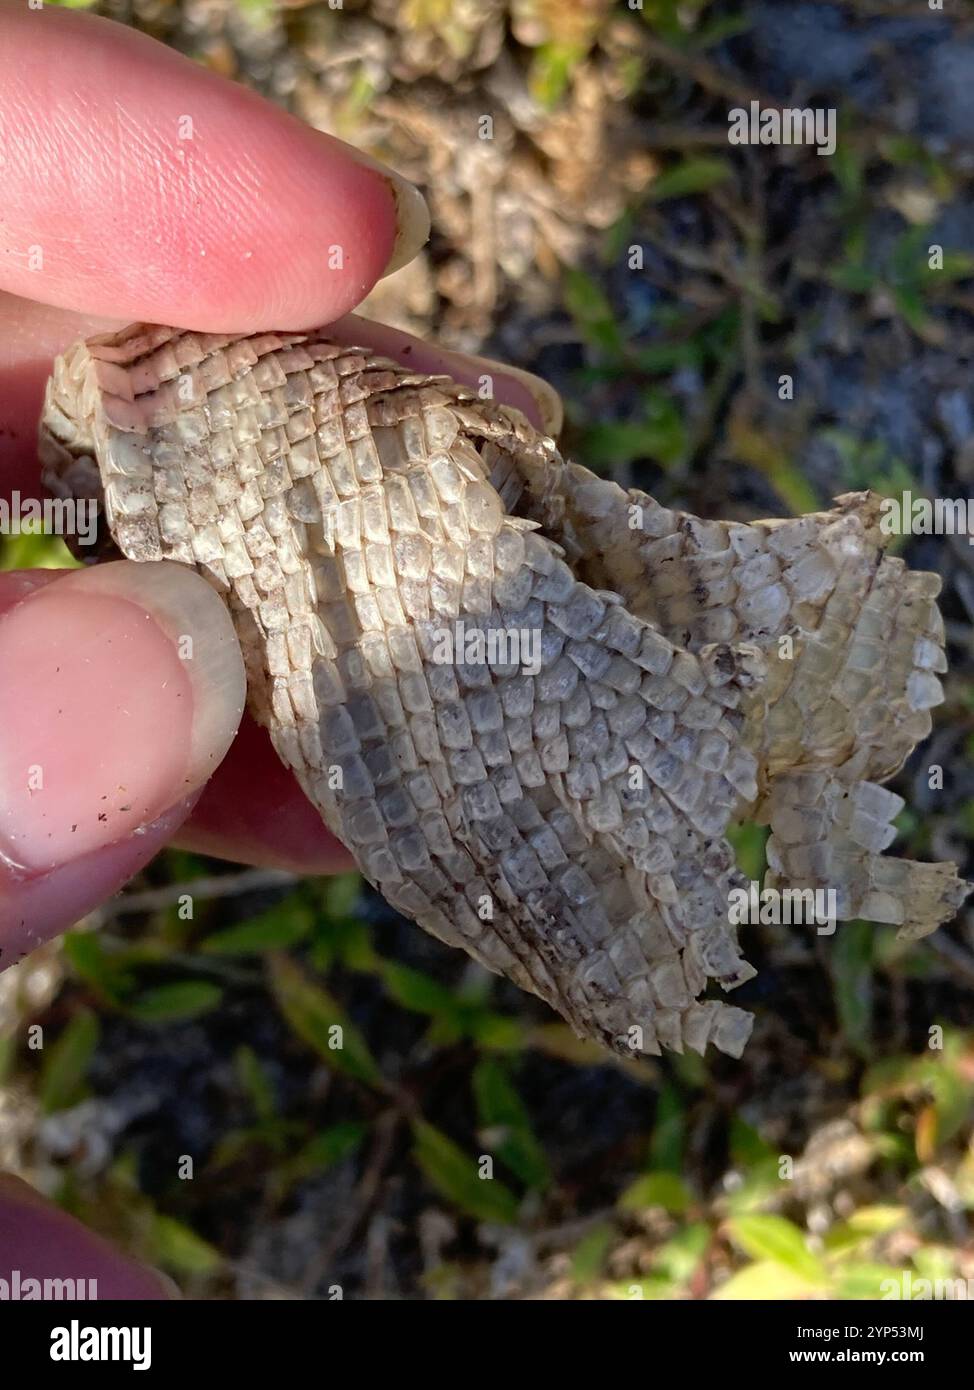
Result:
[0, 1175, 173, 1300]
[0, 563, 246, 961]
[0, 5, 425, 331]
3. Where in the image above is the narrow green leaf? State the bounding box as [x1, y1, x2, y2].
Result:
[146, 1214, 222, 1277]
[0, 1036, 14, 1086]
[200, 900, 311, 955]
[831, 1262, 909, 1300]
[647, 157, 731, 203]
[618, 1171, 691, 1216]
[847, 1205, 908, 1235]
[712, 1258, 821, 1300]
[648, 1081, 685, 1172]
[207, 1128, 262, 1172]
[0, 533, 78, 571]
[529, 42, 585, 110]
[936, 251, 974, 282]
[530, 1022, 618, 1067]
[831, 919, 874, 1057]
[235, 1045, 277, 1124]
[892, 284, 928, 334]
[653, 1222, 710, 1284]
[563, 268, 623, 354]
[831, 263, 878, 293]
[39, 1009, 100, 1114]
[609, 1276, 679, 1300]
[725, 825, 768, 886]
[728, 1115, 777, 1167]
[128, 981, 223, 1024]
[473, 1059, 551, 1192]
[299, 1122, 368, 1169]
[267, 954, 382, 1087]
[927, 1065, 971, 1147]
[581, 395, 688, 472]
[824, 1206, 907, 1257]
[632, 340, 704, 374]
[571, 1223, 615, 1284]
[412, 1120, 519, 1224]
[832, 142, 864, 199]
[62, 931, 134, 1006]
[728, 416, 819, 515]
[911, 1244, 959, 1284]
[465, 1009, 526, 1052]
[727, 1214, 827, 1285]
[723, 1157, 789, 1214]
[379, 961, 462, 1019]
[695, 14, 752, 48]
[322, 872, 362, 919]
[268, 1122, 367, 1199]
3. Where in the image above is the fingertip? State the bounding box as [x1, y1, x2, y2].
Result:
[467, 354, 564, 438]
[0, 562, 243, 872]
[0, 799, 192, 974]
[0, 1175, 175, 1300]
[0, 7, 429, 330]
[328, 316, 564, 436]
[177, 712, 356, 875]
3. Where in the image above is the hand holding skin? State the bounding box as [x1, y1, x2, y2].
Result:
[0, 3, 559, 1294]
[0, 1, 560, 961]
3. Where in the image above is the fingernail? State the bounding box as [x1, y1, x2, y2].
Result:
[329, 317, 565, 439]
[0, 561, 245, 871]
[345, 148, 431, 277]
[462, 352, 565, 438]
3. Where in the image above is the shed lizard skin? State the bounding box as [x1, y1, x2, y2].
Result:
[38, 324, 970, 1058]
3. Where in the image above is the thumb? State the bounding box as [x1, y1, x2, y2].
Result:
[0, 561, 245, 964]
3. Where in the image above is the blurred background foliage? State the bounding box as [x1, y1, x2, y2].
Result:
[2, 0, 974, 1298]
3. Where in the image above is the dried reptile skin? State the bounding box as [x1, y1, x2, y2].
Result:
[38, 325, 969, 1058]
[498, 460, 969, 940]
